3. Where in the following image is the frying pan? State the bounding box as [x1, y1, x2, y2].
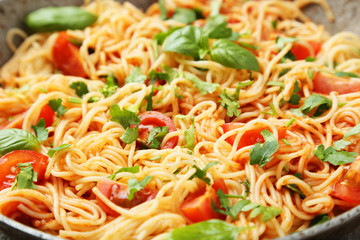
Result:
[0, 0, 359, 239]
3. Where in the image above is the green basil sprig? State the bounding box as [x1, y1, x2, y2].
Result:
[25, 6, 97, 32]
[211, 39, 260, 71]
[167, 219, 251, 240]
[0, 129, 40, 156]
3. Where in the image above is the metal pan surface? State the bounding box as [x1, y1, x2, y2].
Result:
[0, 0, 359, 239]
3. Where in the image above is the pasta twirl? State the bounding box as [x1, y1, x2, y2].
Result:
[1, 0, 360, 239]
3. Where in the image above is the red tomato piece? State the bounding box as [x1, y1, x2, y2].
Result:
[38, 104, 55, 128]
[0, 112, 26, 130]
[212, 179, 228, 194]
[333, 182, 360, 205]
[313, 72, 360, 95]
[309, 41, 322, 55]
[291, 43, 312, 60]
[138, 111, 178, 149]
[222, 123, 287, 149]
[0, 150, 49, 191]
[180, 187, 225, 223]
[96, 179, 157, 217]
[52, 31, 87, 78]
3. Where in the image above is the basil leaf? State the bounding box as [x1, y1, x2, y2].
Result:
[210, 39, 260, 72]
[31, 118, 48, 142]
[125, 67, 147, 84]
[286, 184, 305, 198]
[219, 89, 241, 117]
[146, 85, 156, 111]
[172, 8, 197, 24]
[314, 140, 357, 166]
[344, 123, 360, 139]
[210, 0, 222, 17]
[310, 214, 330, 227]
[25, 6, 97, 32]
[127, 175, 152, 201]
[204, 15, 232, 39]
[300, 94, 332, 117]
[146, 126, 169, 149]
[335, 71, 360, 78]
[48, 143, 71, 157]
[167, 219, 249, 240]
[184, 116, 195, 150]
[120, 126, 139, 144]
[163, 26, 209, 59]
[276, 37, 297, 49]
[109, 104, 140, 128]
[109, 166, 140, 180]
[191, 161, 220, 185]
[0, 129, 40, 156]
[159, 0, 167, 20]
[249, 129, 279, 167]
[70, 81, 89, 97]
[287, 80, 301, 105]
[11, 163, 38, 190]
[260, 206, 282, 222]
[184, 73, 219, 95]
[149, 70, 171, 84]
[154, 27, 182, 46]
[100, 73, 118, 97]
[49, 98, 68, 117]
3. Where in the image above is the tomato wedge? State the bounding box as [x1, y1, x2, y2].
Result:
[290, 41, 321, 60]
[0, 150, 49, 191]
[38, 104, 55, 128]
[138, 111, 178, 149]
[333, 182, 360, 205]
[96, 179, 157, 217]
[52, 31, 87, 78]
[222, 123, 287, 149]
[180, 179, 227, 223]
[0, 112, 26, 130]
[313, 72, 360, 95]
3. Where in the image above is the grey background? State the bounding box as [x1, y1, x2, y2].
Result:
[0, 0, 360, 239]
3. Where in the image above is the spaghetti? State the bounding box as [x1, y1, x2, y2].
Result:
[1, 0, 360, 239]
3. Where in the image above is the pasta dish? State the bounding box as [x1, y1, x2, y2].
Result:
[1, 0, 360, 239]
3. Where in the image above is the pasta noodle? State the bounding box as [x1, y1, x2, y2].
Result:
[1, 0, 360, 239]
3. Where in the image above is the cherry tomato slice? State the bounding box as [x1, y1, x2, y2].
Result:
[96, 179, 157, 217]
[290, 41, 321, 60]
[333, 182, 360, 205]
[0, 150, 49, 191]
[138, 111, 178, 149]
[180, 187, 225, 223]
[291, 43, 312, 60]
[313, 72, 360, 95]
[38, 104, 55, 128]
[212, 179, 228, 194]
[222, 123, 287, 149]
[0, 112, 26, 130]
[52, 31, 87, 78]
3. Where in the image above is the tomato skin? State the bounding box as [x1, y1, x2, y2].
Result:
[0, 150, 48, 191]
[180, 188, 225, 223]
[291, 43, 312, 60]
[333, 182, 360, 205]
[180, 180, 227, 223]
[290, 41, 321, 60]
[0, 112, 26, 130]
[96, 179, 157, 217]
[52, 31, 87, 78]
[38, 104, 55, 128]
[313, 72, 360, 95]
[222, 123, 287, 149]
[212, 179, 228, 194]
[138, 111, 178, 149]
